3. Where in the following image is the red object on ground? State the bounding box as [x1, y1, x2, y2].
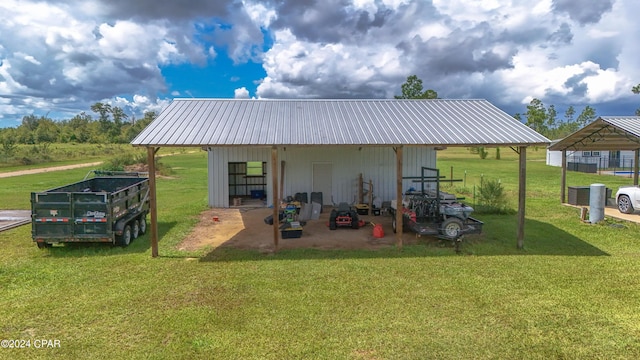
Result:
[372, 224, 384, 238]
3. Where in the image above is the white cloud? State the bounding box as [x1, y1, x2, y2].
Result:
[0, 0, 209, 123]
[258, 29, 404, 98]
[244, 1, 277, 28]
[234, 87, 250, 98]
[102, 95, 171, 118]
[582, 68, 627, 102]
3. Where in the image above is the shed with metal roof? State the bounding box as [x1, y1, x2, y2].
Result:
[548, 116, 640, 203]
[131, 98, 550, 257]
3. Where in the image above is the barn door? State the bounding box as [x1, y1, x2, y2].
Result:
[312, 163, 332, 205]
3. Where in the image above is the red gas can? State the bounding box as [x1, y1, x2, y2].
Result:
[372, 224, 384, 238]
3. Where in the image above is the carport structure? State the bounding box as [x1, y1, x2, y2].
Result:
[548, 116, 640, 203]
[131, 99, 550, 257]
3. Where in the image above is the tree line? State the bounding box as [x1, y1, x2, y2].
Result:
[0, 103, 156, 156]
[515, 99, 597, 140]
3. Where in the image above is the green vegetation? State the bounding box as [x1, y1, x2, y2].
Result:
[394, 75, 438, 99]
[0, 103, 156, 167]
[476, 177, 509, 214]
[0, 143, 133, 170]
[1, 149, 640, 359]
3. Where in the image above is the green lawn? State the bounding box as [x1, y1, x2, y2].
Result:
[1, 148, 640, 359]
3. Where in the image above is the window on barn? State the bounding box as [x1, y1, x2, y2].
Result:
[228, 161, 267, 199]
[246, 161, 264, 176]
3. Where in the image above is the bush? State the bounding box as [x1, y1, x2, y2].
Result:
[101, 151, 143, 171]
[469, 146, 489, 159]
[478, 147, 488, 159]
[101, 150, 172, 176]
[476, 178, 512, 214]
[20, 157, 34, 165]
[452, 186, 473, 198]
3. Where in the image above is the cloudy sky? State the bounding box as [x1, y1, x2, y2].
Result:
[1, 0, 639, 128]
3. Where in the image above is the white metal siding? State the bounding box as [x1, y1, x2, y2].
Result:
[208, 147, 272, 207]
[207, 146, 436, 207]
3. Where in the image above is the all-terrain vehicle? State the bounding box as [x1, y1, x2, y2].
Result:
[388, 166, 483, 251]
[329, 202, 360, 230]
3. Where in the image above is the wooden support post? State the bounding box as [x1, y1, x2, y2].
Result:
[561, 149, 567, 203]
[517, 146, 526, 249]
[395, 146, 403, 248]
[271, 147, 279, 249]
[147, 146, 158, 258]
[635, 149, 639, 186]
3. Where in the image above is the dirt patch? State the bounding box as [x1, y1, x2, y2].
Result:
[178, 207, 422, 252]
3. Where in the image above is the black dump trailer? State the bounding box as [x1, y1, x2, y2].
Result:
[31, 171, 150, 248]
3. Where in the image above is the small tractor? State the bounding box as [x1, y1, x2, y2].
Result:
[329, 202, 360, 230]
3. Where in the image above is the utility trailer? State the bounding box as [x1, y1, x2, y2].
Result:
[388, 166, 483, 251]
[31, 171, 150, 248]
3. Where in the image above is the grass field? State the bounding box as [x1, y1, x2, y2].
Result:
[1, 148, 640, 359]
[0, 143, 190, 172]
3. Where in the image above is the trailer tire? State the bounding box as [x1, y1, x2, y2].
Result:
[132, 219, 140, 239]
[36, 242, 52, 249]
[118, 225, 132, 246]
[441, 217, 463, 238]
[391, 218, 397, 233]
[138, 215, 147, 235]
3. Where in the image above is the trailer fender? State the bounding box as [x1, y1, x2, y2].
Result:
[114, 216, 133, 235]
[114, 219, 126, 235]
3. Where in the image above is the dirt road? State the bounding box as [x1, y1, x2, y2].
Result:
[0, 162, 103, 178]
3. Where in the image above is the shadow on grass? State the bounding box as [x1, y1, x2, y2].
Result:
[196, 217, 608, 262]
[471, 217, 610, 257]
[44, 221, 177, 257]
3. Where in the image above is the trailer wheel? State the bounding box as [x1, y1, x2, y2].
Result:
[36, 242, 52, 249]
[132, 219, 140, 239]
[391, 218, 397, 233]
[138, 216, 147, 235]
[118, 225, 132, 246]
[441, 218, 463, 238]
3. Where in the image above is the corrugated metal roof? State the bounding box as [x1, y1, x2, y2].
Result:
[131, 99, 550, 147]
[548, 116, 640, 151]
